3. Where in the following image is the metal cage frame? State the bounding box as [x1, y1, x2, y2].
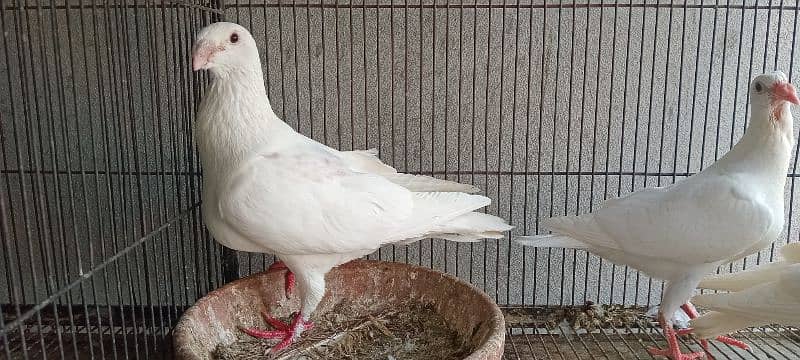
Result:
[3, 1, 800, 359]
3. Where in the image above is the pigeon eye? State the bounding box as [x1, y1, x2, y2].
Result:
[755, 82, 763, 92]
[230, 33, 239, 43]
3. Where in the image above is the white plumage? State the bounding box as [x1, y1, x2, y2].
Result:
[690, 243, 800, 339]
[515, 72, 798, 359]
[192, 22, 512, 350]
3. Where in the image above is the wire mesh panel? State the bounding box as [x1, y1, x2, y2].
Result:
[0, 1, 222, 358]
[3, 0, 800, 359]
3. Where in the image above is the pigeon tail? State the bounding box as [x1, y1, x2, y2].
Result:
[433, 212, 513, 242]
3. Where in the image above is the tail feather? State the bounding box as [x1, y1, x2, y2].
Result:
[514, 234, 589, 249]
[341, 149, 480, 193]
[697, 261, 787, 291]
[340, 149, 397, 174]
[690, 311, 764, 339]
[542, 215, 615, 249]
[691, 293, 740, 313]
[383, 173, 480, 193]
[393, 193, 511, 244]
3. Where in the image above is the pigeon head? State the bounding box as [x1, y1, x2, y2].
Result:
[192, 22, 260, 75]
[749, 71, 800, 115]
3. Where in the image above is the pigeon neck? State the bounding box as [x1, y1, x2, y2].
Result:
[196, 68, 291, 173]
[717, 105, 794, 185]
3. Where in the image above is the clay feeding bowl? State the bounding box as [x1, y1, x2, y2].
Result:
[172, 259, 505, 359]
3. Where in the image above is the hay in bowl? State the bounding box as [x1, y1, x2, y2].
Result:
[173, 260, 505, 360]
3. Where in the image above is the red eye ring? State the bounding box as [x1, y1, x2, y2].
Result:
[230, 33, 239, 43]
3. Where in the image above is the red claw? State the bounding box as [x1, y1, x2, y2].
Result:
[240, 312, 314, 353]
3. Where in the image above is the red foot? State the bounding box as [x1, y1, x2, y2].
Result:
[240, 311, 314, 353]
[649, 313, 707, 360]
[648, 346, 706, 360]
[267, 261, 295, 297]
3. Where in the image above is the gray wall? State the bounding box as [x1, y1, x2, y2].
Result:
[3, 1, 800, 310]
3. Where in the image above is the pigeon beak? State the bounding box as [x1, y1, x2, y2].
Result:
[772, 81, 800, 106]
[192, 40, 218, 71]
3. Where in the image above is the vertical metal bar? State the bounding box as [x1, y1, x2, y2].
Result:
[520, 0, 536, 305]
[548, 0, 562, 306]
[562, 0, 579, 307]
[373, 0, 383, 263]
[604, 0, 626, 304]
[480, 0, 493, 292]
[430, 0, 437, 270]
[505, 0, 522, 305]
[639, 0, 665, 306]
[279, 0, 290, 125]
[307, 0, 316, 141]
[420, 0, 426, 268]
[625, 0, 649, 304]
[534, 0, 548, 305]
[443, 0, 450, 274]
[390, 0, 397, 263]
[403, 0, 410, 266]
[495, 0, 507, 303]
[588, 0, 606, 304]
[292, 0, 302, 136]
[577, 0, 594, 305]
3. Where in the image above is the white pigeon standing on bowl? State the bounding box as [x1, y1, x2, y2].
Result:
[688, 243, 800, 339]
[515, 72, 799, 360]
[191, 22, 512, 353]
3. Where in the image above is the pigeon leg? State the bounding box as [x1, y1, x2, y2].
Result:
[240, 312, 314, 353]
[648, 313, 706, 360]
[267, 261, 295, 297]
[679, 303, 750, 352]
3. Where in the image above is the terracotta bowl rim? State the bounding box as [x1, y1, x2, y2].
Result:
[173, 259, 506, 360]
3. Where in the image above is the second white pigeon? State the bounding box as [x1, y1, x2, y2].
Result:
[515, 72, 799, 360]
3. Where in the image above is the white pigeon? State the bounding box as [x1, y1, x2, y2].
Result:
[191, 22, 512, 352]
[515, 72, 798, 360]
[689, 243, 800, 339]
